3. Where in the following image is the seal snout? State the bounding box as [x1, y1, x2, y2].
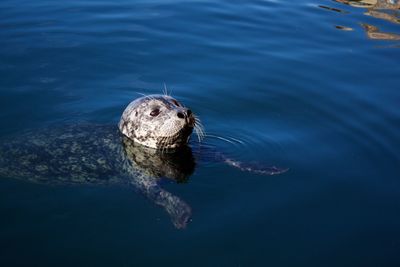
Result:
[177, 109, 192, 119]
[177, 108, 194, 126]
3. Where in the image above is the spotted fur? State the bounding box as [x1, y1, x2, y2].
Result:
[0, 124, 194, 229]
[118, 95, 195, 149]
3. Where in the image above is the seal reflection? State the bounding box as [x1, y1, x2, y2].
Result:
[122, 136, 195, 229]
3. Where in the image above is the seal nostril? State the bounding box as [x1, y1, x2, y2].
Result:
[187, 110, 192, 116]
[177, 112, 185, 119]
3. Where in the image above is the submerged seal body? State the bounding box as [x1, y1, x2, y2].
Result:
[0, 95, 199, 228]
[0, 94, 284, 228]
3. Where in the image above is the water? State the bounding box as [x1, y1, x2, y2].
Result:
[1, 0, 399, 266]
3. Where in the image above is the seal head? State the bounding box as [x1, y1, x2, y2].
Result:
[118, 95, 195, 149]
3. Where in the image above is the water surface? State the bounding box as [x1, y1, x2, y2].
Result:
[1, 0, 400, 266]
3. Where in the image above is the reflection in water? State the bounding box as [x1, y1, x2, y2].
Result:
[319, 5, 348, 12]
[361, 23, 400, 39]
[122, 137, 196, 229]
[334, 0, 400, 10]
[322, 0, 400, 40]
[123, 137, 195, 185]
[366, 9, 400, 24]
[335, 25, 354, 30]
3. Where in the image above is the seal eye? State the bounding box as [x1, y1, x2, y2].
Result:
[150, 109, 160, 117]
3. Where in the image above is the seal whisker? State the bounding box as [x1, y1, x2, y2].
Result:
[195, 126, 204, 142]
[163, 135, 172, 152]
[137, 92, 148, 98]
[193, 115, 205, 142]
[160, 138, 166, 153]
[162, 83, 171, 97]
[165, 136, 172, 152]
[196, 124, 205, 140]
[137, 93, 155, 101]
[195, 121, 204, 137]
[197, 121, 205, 136]
[163, 83, 167, 96]
[162, 83, 174, 97]
[205, 134, 238, 145]
[160, 136, 168, 153]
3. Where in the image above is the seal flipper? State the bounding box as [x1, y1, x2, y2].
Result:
[192, 144, 287, 176]
[129, 173, 191, 229]
[223, 157, 288, 175]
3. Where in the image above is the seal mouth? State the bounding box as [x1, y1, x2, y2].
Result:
[157, 125, 194, 150]
[192, 114, 205, 142]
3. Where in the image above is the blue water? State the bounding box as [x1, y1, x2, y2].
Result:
[1, 0, 400, 266]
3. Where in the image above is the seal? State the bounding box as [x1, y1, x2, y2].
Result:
[0, 124, 194, 229]
[0, 94, 285, 229]
[118, 94, 203, 149]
